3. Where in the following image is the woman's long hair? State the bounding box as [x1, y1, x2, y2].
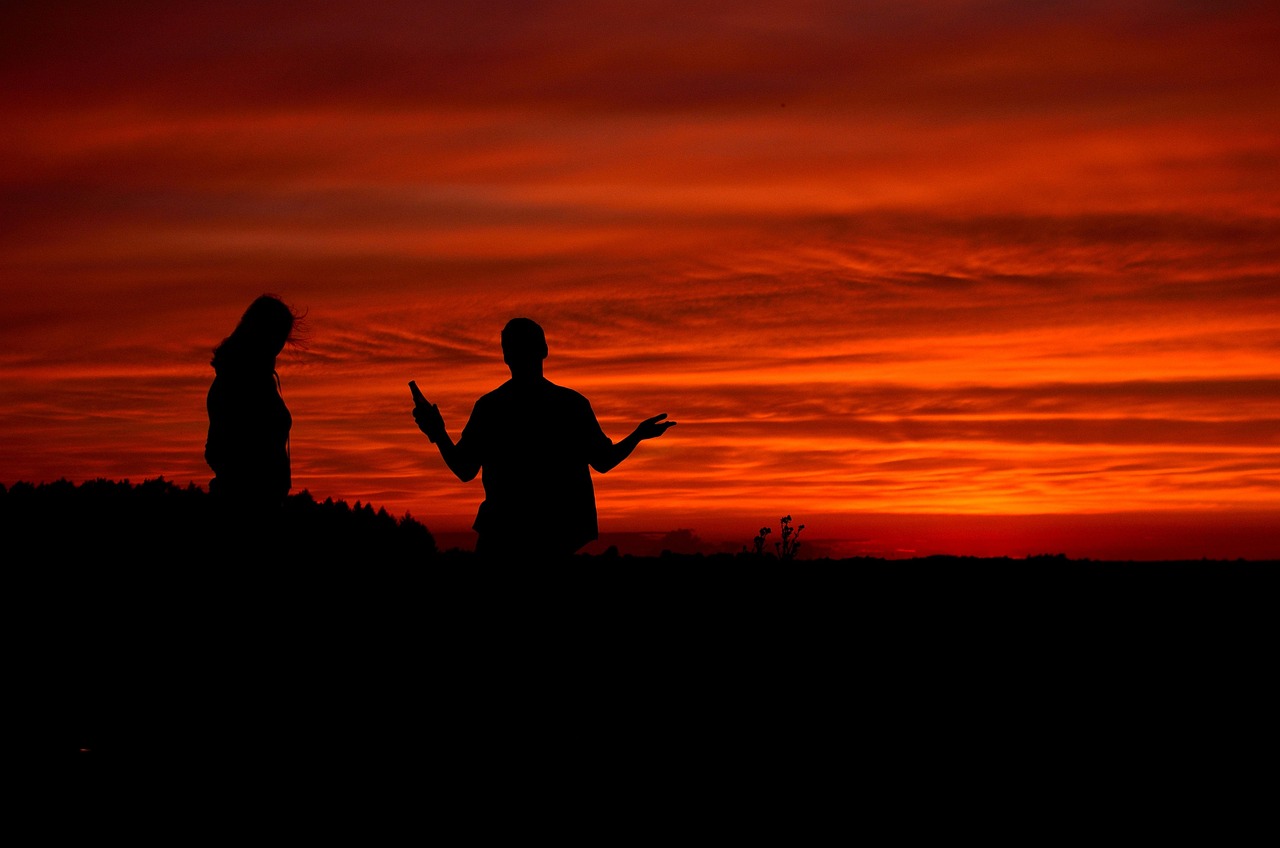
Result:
[211, 294, 307, 370]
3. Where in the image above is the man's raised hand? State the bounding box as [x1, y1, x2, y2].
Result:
[410, 380, 446, 443]
[635, 413, 676, 441]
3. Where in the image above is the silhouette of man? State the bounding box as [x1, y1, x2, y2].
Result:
[412, 318, 676, 561]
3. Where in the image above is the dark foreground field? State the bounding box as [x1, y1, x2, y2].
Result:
[26, 550, 1278, 769]
[9, 480, 1276, 817]
[22, 559, 1278, 834]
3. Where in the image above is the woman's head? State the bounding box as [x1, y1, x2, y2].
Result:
[213, 294, 306, 367]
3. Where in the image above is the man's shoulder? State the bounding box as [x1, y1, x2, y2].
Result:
[544, 383, 597, 418]
[475, 382, 508, 403]
[545, 380, 590, 403]
[483, 378, 591, 406]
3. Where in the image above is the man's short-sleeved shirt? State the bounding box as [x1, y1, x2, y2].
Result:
[456, 377, 612, 552]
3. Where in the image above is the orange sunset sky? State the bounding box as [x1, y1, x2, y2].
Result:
[2, 1, 1278, 560]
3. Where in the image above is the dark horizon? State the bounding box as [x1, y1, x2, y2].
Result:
[5, 476, 1276, 563]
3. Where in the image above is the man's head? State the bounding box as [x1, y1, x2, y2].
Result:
[502, 317, 548, 367]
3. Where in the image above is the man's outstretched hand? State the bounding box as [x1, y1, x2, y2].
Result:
[634, 413, 677, 441]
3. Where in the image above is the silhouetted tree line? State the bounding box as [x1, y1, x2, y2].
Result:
[0, 477, 436, 565]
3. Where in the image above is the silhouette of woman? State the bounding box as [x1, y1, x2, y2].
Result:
[205, 294, 305, 515]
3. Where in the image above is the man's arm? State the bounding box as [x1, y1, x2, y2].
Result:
[591, 413, 676, 474]
[414, 401, 480, 482]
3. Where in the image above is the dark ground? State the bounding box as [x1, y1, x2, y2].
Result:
[15, 556, 1274, 839]
[12, 482, 1276, 828]
[5, 482, 1273, 810]
[27, 553, 1277, 763]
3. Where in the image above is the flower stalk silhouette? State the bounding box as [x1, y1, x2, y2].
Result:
[746, 515, 805, 560]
